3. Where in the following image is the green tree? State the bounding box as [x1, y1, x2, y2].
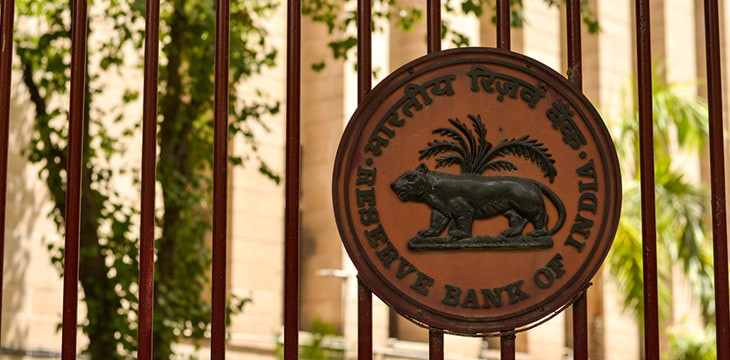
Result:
[15, 0, 278, 358]
[668, 325, 717, 360]
[608, 70, 715, 333]
[303, 0, 599, 71]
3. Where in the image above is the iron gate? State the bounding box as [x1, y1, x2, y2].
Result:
[0, 0, 729, 359]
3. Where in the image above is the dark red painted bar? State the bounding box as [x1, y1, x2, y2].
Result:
[495, 3, 513, 358]
[210, 0, 230, 357]
[426, 0, 441, 53]
[425, 1, 445, 356]
[61, 0, 89, 358]
[635, 0, 659, 358]
[358, 278, 373, 360]
[284, 0, 301, 356]
[428, 329, 444, 360]
[500, 332, 515, 360]
[357, 0, 371, 103]
[495, 0, 510, 50]
[703, 0, 730, 358]
[0, 0, 16, 338]
[356, 0, 373, 357]
[571, 295, 588, 358]
[137, 0, 161, 357]
[565, 0, 582, 89]
[565, 1, 588, 358]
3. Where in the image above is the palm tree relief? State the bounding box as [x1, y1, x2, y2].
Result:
[390, 114, 566, 250]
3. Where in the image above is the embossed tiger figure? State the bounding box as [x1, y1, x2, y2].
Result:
[390, 164, 566, 242]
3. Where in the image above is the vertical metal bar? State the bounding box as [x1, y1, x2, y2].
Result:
[565, 1, 589, 359]
[496, 0, 510, 50]
[426, 0, 441, 53]
[565, 0, 582, 89]
[356, 0, 373, 357]
[284, 0, 301, 357]
[357, 0, 371, 102]
[0, 0, 16, 339]
[635, 0, 659, 358]
[500, 332, 516, 360]
[210, 0, 230, 358]
[571, 295, 588, 359]
[358, 278, 373, 360]
[427, 3, 445, 358]
[426, 3, 443, 359]
[61, 0, 89, 358]
[703, 0, 730, 358]
[428, 329, 444, 360]
[137, 0, 161, 357]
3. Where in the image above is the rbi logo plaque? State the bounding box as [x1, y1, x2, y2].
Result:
[333, 48, 621, 335]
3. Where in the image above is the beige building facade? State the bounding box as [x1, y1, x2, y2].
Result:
[2, 0, 728, 359]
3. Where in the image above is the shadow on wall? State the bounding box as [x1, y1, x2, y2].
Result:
[2, 78, 63, 354]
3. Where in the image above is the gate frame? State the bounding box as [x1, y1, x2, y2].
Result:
[0, 0, 728, 359]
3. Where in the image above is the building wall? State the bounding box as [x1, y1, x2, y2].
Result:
[227, 2, 288, 354]
[297, 14, 348, 335]
[2, 76, 66, 358]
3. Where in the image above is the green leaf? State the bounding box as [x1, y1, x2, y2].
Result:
[311, 61, 326, 72]
[461, 0, 484, 17]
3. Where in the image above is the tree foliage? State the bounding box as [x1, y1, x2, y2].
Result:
[608, 69, 714, 328]
[668, 325, 717, 360]
[15, 0, 278, 358]
[304, 0, 599, 71]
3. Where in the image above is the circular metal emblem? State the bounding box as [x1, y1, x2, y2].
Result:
[333, 47, 621, 335]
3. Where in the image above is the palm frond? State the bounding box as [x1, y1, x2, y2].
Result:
[468, 114, 487, 143]
[431, 127, 469, 153]
[469, 114, 493, 167]
[619, 67, 708, 179]
[609, 67, 713, 329]
[653, 162, 715, 321]
[418, 140, 466, 160]
[609, 181, 676, 326]
[434, 153, 464, 170]
[653, 82, 708, 151]
[608, 217, 647, 321]
[447, 118, 478, 157]
[481, 136, 557, 182]
[482, 159, 518, 173]
[418, 115, 500, 174]
[420, 121, 472, 172]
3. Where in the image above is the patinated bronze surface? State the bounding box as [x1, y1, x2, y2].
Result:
[332, 47, 621, 335]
